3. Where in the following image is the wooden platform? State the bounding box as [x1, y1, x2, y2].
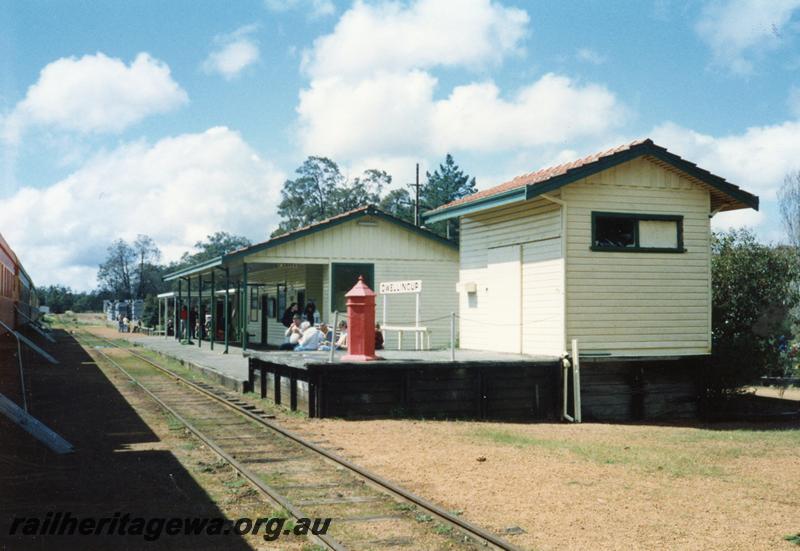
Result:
[245, 349, 562, 420]
[246, 350, 707, 421]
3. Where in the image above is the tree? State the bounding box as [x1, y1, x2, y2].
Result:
[179, 231, 252, 265]
[273, 157, 389, 236]
[36, 286, 106, 313]
[331, 168, 388, 213]
[779, 171, 800, 250]
[273, 157, 345, 236]
[709, 229, 800, 397]
[97, 239, 135, 299]
[421, 154, 477, 240]
[132, 234, 161, 299]
[379, 188, 415, 224]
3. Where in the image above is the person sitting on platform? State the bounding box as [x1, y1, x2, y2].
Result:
[281, 302, 298, 327]
[295, 322, 325, 351]
[279, 314, 303, 350]
[318, 321, 346, 351]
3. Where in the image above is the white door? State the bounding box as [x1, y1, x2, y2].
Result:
[486, 245, 522, 353]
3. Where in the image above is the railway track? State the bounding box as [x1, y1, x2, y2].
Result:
[74, 329, 520, 551]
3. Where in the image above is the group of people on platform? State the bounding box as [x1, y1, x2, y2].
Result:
[279, 301, 383, 352]
[116, 314, 141, 333]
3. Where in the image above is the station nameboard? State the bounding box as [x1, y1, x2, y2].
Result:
[379, 280, 422, 295]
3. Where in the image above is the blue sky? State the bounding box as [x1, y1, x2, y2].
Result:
[2, 0, 800, 290]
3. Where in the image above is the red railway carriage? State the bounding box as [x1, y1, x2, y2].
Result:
[0, 232, 37, 333]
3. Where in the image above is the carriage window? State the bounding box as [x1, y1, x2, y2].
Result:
[592, 212, 684, 252]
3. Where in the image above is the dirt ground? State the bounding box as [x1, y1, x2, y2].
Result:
[276, 417, 799, 551]
[81, 317, 800, 550]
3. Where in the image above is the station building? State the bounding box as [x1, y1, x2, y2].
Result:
[162, 206, 459, 351]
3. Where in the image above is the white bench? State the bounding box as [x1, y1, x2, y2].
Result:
[381, 325, 430, 351]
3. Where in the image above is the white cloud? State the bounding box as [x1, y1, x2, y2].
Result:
[203, 25, 260, 80]
[2, 52, 187, 142]
[0, 127, 284, 290]
[575, 48, 606, 65]
[302, 0, 529, 79]
[297, 71, 627, 158]
[265, 0, 335, 19]
[695, 0, 800, 74]
[431, 74, 624, 153]
[652, 119, 800, 199]
[296, 1, 626, 160]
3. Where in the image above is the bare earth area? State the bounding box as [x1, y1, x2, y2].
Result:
[280, 413, 800, 550]
[83, 318, 800, 550]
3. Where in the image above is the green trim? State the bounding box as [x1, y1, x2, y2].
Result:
[163, 256, 223, 281]
[526, 141, 758, 210]
[330, 262, 374, 313]
[426, 139, 759, 222]
[591, 211, 685, 253]
[423, 187, 527, 223]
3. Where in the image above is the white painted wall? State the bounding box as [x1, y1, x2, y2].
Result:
[242, 216, 459, 349]
[459, 198, 563, 354]
[563, 158, 711, 356]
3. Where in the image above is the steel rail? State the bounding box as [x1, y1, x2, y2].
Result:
[80, 330, 521, 551]
[78, 334, 347, 551]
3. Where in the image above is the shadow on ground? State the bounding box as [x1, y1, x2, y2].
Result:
[0, 329, 253, 550]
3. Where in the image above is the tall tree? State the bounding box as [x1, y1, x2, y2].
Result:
[332, 168, 388, 213]
[132, 234, 161, 298]
[97, 239, 135, 298]
[180, 231, 252, 265]
[273, 157, 389, 236]
[421, 154, 477, 240]
[273, 157, 345, 236]
[379, 188, 415, 224]
[779, 171, 800, 250]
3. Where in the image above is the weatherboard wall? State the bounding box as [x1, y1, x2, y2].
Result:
[562, 157, 712, 357]
[458, 197, 565, 356]
[241, 216, 459, 350]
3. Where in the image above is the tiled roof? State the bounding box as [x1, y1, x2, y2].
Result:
[429, 139, 651, 214]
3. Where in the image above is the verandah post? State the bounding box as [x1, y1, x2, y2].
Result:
[242, 262, 249, 352]
[198, 274, 203, 348]
[176, 279, 182, 341]
[224, 267, 230, 354]
[210, 270, 216, 351]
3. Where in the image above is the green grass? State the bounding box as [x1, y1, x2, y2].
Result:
[165, 414, 185, 432]
[473, 428, 729, 477]
[785, 533, 800, 546]
[433, 522, 454, 536]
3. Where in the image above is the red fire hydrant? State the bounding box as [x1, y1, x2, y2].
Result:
[342, 276, 381, 362]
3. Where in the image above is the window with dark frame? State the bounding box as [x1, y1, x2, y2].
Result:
[591, 212, 684, 252]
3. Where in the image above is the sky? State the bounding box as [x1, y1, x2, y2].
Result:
[1, 0, 800, 291]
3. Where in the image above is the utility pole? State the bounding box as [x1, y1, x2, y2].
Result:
[407, 163, 422, 226]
